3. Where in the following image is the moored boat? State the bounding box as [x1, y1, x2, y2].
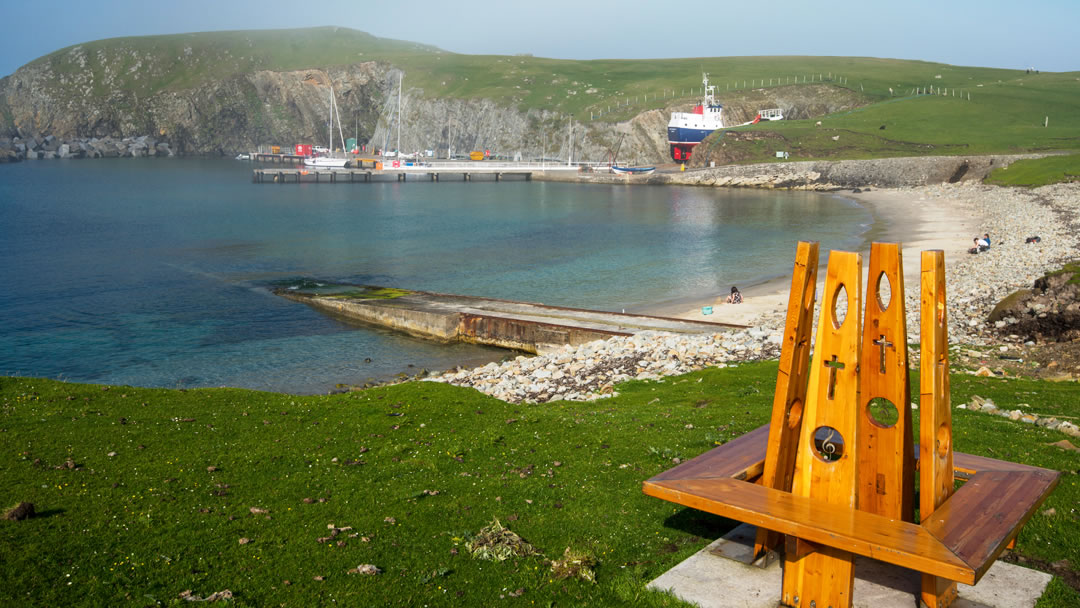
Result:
[610, 165, 655, 175]
[667, 74, 779, 162]
[304, 85, 349, 168]
[667, 73, 726, 163]
[303, 154, 349, 168]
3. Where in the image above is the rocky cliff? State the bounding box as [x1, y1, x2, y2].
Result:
[0, 50, 666, 163]
[0, 38, 867, 163]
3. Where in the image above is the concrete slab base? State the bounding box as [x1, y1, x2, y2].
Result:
[647, 525, 1052, 608]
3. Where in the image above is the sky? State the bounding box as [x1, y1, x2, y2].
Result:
[2, 0, 1077, 77]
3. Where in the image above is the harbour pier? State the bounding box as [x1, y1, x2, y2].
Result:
[252, 161, 587, 184]
[275, 285, 742, 354]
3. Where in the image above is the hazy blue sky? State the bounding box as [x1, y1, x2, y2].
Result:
[2, 0, 1077, 77]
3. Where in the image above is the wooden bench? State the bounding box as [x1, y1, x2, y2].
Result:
[643, 242, 1061, 608]
[643, 424, 1060, 585]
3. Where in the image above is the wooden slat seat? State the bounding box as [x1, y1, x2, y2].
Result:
[646, 424, 769, 483]
[643, 423, 1060, 586]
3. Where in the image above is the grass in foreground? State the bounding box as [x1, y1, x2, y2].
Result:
[1, 366, 1077, 607]
[985, 153, 1080, 187]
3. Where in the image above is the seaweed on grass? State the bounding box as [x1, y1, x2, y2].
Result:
[549, 546, 598, 583]
[464, 518, 541, 562]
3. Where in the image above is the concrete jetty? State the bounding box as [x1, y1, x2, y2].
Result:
[275, 284, 742, 354]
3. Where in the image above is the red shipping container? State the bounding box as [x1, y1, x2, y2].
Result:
[295, 144, 313, 156]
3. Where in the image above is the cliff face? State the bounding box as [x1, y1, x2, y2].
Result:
[0, 56, 669, 162]
[0, 43, 865, 163]
[0, 54, 391, 155]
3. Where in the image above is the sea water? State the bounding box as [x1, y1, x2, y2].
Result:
[0, 159, 870, 393]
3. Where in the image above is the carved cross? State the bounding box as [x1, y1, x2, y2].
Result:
[824, 355, 845, 400]
[873, 335, 894, 374]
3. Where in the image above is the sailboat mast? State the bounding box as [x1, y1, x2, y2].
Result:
[327, 86, 333, 152]
[334, 91, 346, 153]
[567, 118, 572, 166]
[396, 73, 403, 155]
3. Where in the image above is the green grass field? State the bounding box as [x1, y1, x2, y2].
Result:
[2, 366, 1078, 606]
[985, 153, 1080, 186]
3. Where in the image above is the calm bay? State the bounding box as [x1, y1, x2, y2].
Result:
[0, 159, 871, 393]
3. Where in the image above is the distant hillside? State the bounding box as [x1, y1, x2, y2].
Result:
[1, 27, 1077, 162]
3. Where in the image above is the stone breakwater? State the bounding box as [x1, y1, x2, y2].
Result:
[427, 329, 783, 404]
[428, 182, 1080, 404]
[0, 134, 173, 162]
[645, 154, 1049, 190]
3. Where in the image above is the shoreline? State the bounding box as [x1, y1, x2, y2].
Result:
[652, 186, 983, 327]
[430, 181, 1080, 402]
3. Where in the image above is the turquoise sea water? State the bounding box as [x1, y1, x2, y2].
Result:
[0, 159, 871, 393]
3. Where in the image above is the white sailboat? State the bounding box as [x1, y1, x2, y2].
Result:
[304, 85, 349, 168]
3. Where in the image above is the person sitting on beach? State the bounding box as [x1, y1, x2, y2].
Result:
[726, 286, 743, 304]
[968, 238, 981, 255]
[981, 233, 991, 250]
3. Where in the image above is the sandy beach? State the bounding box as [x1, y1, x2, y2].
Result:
[662, 186, 1000, 328]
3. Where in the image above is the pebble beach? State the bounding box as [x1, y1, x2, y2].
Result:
[428, 182, 1080, 403]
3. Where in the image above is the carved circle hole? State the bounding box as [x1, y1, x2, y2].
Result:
[876, 271, 892, 312]
[831, 284, 849, 329]
[812, 426, 844, 462]
[867, 397, 899, 428]
[936, 423, 951, 458]
[786, 399, 804, 429]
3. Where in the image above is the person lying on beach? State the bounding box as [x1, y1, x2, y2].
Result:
[968, 235, 991, 254]
[726, 286, 743, 304]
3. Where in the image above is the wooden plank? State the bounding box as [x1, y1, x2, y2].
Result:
[643, 477, 974, 584]
[920, 250, 957, 608]
[646, 427, 1056, 486]
[858, 242, 914, 522]
[784, 250, 863, 608]
[647, 424, 769, 482]
[754, 240, 819, 558]
[922, 470, 1059, 581]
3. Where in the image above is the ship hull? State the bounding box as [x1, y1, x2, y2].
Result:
[667, 126, 716, 145]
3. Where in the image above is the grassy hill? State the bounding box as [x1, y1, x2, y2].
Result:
[13, 27, 1080, 160]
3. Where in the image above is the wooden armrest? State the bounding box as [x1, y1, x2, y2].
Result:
[647, 424, 769, 482]
[921, 469, 1059, 582]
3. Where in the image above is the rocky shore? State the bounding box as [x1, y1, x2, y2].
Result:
[427, 181, 1080, 403]
[0, 134, 174, 162]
